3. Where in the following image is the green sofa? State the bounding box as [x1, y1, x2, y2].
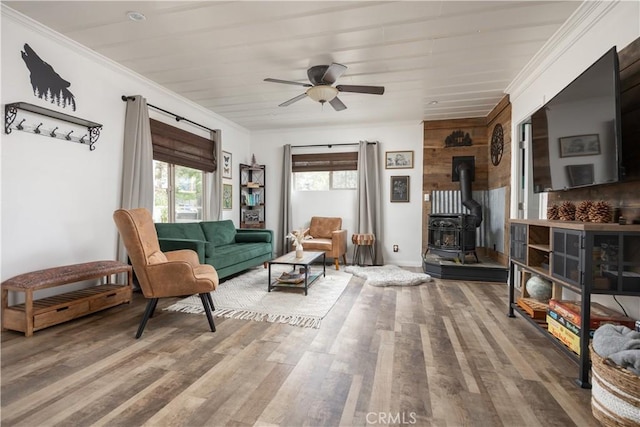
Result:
[154, 220, 273, 279]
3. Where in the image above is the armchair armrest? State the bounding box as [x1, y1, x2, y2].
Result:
[145, 261, 211, 297]
[165, 249, 200, 267]
[158, 238, 206, 263]
[235, 229, 273, 243]
[331, 229, 348, 255]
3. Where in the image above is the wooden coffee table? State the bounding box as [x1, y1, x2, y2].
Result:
[268, 251, 326, 295]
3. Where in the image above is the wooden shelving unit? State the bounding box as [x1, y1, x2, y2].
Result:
[508, 219, 640, 388]
[239, 163, 265, 229]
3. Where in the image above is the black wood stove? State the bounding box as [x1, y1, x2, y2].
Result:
[427, 213, 478, 264]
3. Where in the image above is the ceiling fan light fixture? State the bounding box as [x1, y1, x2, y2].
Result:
[306, 85, 338, 103]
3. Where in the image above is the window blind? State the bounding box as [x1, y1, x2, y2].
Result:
[150, 118, 217, 172]
[292, 152, 358, 172]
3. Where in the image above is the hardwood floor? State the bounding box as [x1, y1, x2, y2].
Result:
[1, 272, 598, 427]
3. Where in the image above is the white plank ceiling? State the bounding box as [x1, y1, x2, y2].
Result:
[5, 1, 581, 131]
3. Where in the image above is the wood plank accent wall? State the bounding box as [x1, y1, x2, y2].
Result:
[548, 36, 640, 222]
[422, 95, 512, 263]
[487, 96, 512, 264]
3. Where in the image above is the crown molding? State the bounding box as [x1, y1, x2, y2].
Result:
[1, 4, 250, 135]
[505, 0, 620, 100]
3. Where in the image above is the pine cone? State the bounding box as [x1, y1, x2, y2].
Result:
[547, 204, 560, 220]
[558, 201, 576, 221]
[589, 201, 612, 223]
[575, 200, 593, 222]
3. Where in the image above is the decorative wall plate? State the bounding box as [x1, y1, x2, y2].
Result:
[491, 123, 504, 166]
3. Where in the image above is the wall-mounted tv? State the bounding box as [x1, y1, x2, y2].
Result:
[531, 47, 622, 193]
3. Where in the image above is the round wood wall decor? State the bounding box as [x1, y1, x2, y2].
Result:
[491, 123, 504, 166]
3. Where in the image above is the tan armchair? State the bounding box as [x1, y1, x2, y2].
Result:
[300, 216, 348, 270]
[113, 208, 219, 338]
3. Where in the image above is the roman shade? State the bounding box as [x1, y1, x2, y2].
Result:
[292, 152, 358, 172]
[150, 118, 217, 172]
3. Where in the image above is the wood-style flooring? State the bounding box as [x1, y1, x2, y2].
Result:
[1, 271, 598, 427]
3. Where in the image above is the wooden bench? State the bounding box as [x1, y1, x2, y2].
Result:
[1, 260, 132, 336]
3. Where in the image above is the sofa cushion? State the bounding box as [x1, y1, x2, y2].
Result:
[205, 242, 271, 270]
[200, 220, 237, 247]
[309, 217, 342, 239]
[155, 222, 206, 242]
[300, 238, 332, 252]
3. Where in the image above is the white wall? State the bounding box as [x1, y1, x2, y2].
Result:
[0, 8, 251, 299]
[508, 0, 640, 318]
[250, 122, 424, 266]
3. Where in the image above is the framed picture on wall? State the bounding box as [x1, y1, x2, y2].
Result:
[222, 183, 232, 210]
[385, 151, 413, 169]
[222, 151, 232, 179]
[559, 134, 600, 157]
[390, 176, 410, 202]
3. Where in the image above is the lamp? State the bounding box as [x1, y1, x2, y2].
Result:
[306, 85, 338, 104]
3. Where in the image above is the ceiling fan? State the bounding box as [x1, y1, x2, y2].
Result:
[264, 63, 385, 111]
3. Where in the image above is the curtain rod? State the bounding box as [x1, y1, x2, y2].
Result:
[291, 141, 377, 148]
[121, 95, 216, 134]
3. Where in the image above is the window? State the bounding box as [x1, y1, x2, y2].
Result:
[150, 119, 217, 223]
[153, 161, 205, 223]
[292, 152, 358, 191]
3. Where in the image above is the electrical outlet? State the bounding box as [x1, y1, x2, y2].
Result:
[393, 245, 399, 252]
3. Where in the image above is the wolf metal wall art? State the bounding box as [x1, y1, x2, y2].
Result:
[21, 44, 76, 111]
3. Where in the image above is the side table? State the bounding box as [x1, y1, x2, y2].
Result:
[352, 233, 375, 266]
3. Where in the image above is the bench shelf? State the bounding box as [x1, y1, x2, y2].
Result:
[1, 260, 132, 336]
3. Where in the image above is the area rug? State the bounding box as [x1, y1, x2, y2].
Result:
[344, 265, 432, 287]
[164, 266, 352, 328]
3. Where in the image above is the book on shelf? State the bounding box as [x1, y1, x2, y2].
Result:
[547, 309, 594, 338]
[547, 315, 581, 355]
[548, 299, 635, 329]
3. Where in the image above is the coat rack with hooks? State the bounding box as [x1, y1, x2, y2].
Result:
[4, 102, 102, 151]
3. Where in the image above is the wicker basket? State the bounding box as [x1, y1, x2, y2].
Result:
[590, 345, 640, 426]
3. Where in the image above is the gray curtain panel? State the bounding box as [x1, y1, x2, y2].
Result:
[205, 129, 222, 220]
[280, 144, 293, 255]
[357, 140, 384, 265]
[118, 95, 154, 264]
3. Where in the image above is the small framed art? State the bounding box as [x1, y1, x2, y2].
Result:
[222, 183, 232, 210]
[390, 176, 410, 202]
[385, 151, 413, 169]
[222, 151, 232, 179]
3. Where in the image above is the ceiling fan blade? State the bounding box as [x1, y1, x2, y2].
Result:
[279, 93, 308, 107]
[329, 97, 347, 111]
[264, 78, 312, 88]
[336, 85, 385, 95]
[321, 63, 347, 85]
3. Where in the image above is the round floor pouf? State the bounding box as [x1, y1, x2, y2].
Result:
[590, 345, 640, 427]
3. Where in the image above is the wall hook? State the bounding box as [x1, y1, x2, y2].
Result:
[50, 127, 58, 138]
[17, 119, 26, 130]
[34, 123, 43, 134]
[80, 134, 87, 144]
[65, 130, 74, 140]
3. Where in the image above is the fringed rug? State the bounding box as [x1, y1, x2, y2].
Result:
[344, 265, 432, 287]
[164, 266, 352, 328]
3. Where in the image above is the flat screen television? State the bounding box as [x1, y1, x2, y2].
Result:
[531, 47, 622, 193]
